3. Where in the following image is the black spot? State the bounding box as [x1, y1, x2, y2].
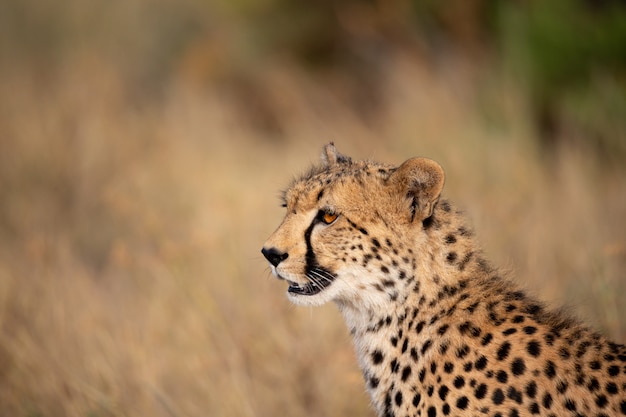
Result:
[542, 393, 552, 409]
[512, 315, 525, 323]
[454, 375, 465, 389]
[556, 381, 568, 394]
[381, 265, 389, 274]
[526, 340, 541, 357]
[523, 326, 538, 335]
[369, 376, 379, 388]
[458, 321, 477, 336]
[446, 252, 457, 263]
[523, 303, 542, 315]
[507, 386, 523, 404]
[372, 350, 384, 364]
[458, 251, 474, 271]
[588, 377, 600, 391]
[544, 360, 556, 379]
[456, 396, 469, 410]
[438, 324, 449, 335]
[445, 234, 457, 244]
[456, 345, 470, 359]
[481, 333, 493, 346]
[596, 394, 608, 408]
[316, 189, 324, 201]
[564, 399, 576, 411]
[401, 366, 412, 382]
[444, 362, 454, 373]
[475, 356, 488, 371]
[511, 358, 526, 376]
[606, 382, 618, 395]
[575, 372, 585, 386]
[505, 303, 517, 312]
[382, 279, 395, 288]
[621, 400, 626, 414]
[492, 388, 505, 405]
[608, 365, 620, 376]
[496, 370, 508, 384]
[422, 340, 433, 355]
[528, 402, 540, 414]
[427, 406, 437, 417]
[439, 385, 450, 401]
[395, 391, 403, 406]
[559, 347, 571, 359]
[502, 328, 517, 336]
[525, 381, 537, 398]
[416, 321, 425, 334]
[390, 359, 399, 373]
[497, 342, 512, 360]
[466, 301, 480, 313]
[474, 383, 488, 399]
[413, 393, 421, 407]
[590, 360, 601, 370]
[422, 215, 435, 229]
[577, 341, 591, 357]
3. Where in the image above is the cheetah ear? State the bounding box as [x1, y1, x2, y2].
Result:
[321, 143, 351, 166]
[390, 157, 445, 222]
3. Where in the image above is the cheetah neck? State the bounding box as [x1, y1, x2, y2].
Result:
[338, 200, 487, 330]
[336, 200, 495, 414]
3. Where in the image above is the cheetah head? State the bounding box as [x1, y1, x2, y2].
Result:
[262, 144, 444, 309]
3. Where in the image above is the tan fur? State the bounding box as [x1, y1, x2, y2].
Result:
[262, 144, 626, 417]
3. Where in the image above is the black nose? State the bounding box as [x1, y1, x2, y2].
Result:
[261, 247, 289, 267]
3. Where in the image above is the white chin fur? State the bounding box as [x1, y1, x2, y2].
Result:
[287, 287, 335, 306]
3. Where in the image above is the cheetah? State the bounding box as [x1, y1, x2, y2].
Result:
[261, 144, 626, 417]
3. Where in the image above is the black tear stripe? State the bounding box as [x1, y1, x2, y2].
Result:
[304, 212, 336, 279]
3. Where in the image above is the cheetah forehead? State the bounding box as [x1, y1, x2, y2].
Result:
[282, 158, 397, 211]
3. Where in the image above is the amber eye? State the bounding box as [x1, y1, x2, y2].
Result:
[321, 211, 338, 225]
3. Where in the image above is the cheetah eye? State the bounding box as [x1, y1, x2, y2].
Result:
[320, 210, 339, 225]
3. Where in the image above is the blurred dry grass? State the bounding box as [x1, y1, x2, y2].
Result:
[0, 8, 625, 416]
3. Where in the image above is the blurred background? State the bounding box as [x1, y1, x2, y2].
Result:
[0, 0, 625, 416]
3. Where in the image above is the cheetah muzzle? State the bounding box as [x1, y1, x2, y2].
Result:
[261, 144, 626, 417]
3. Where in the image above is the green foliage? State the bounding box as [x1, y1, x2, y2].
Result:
[497, 0, 626, 155]
[0, 0, 624, 153]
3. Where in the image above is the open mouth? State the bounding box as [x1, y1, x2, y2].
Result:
[287, 281, 325, 296]
[282, 267, 335, 296]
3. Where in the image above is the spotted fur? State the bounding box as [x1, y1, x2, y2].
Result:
[262, 144, 626, 417]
